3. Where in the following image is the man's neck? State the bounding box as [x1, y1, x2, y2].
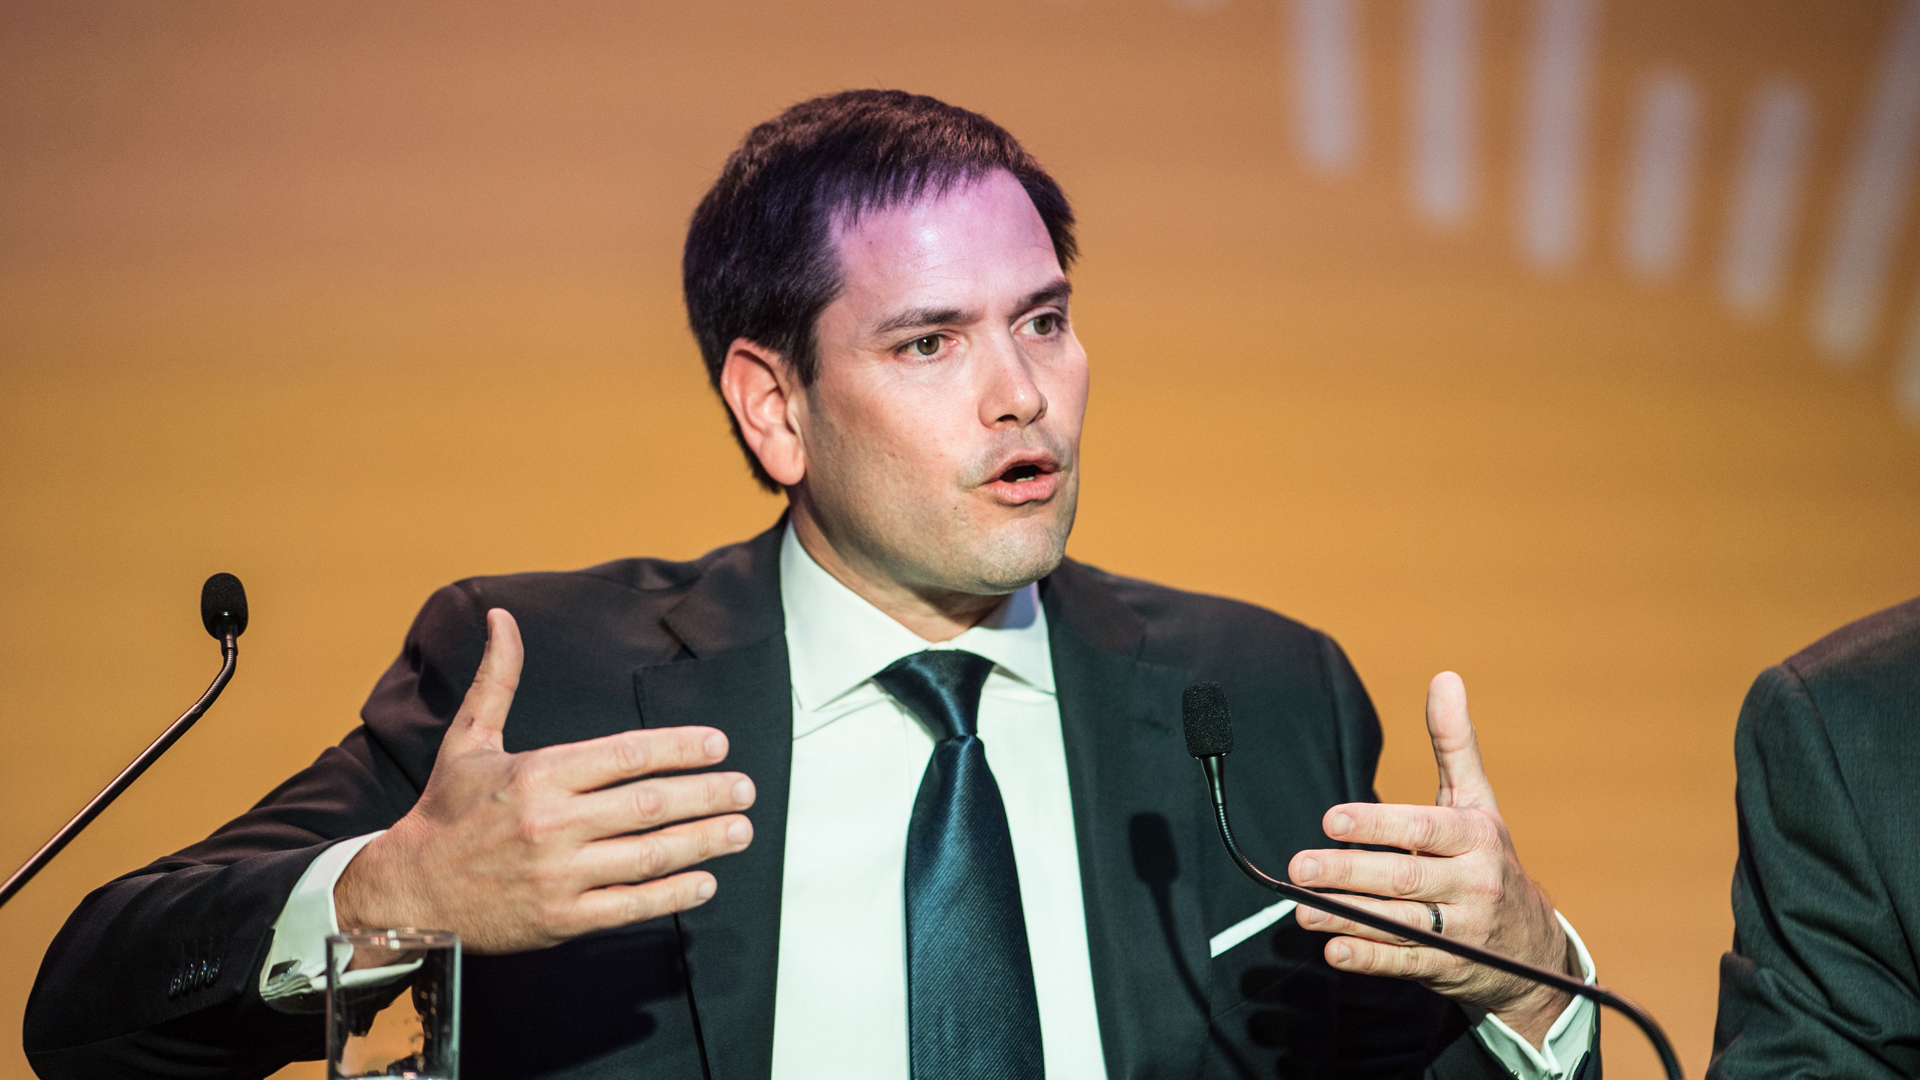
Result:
[787, 505, 1004, 643]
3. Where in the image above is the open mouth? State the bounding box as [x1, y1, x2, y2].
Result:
[984, 454, 1060, 504]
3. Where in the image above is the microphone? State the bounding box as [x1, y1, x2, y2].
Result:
[202, 571, 248, 640]
[1181, 682, 1684, 1080]
[0, 574, 249, 910]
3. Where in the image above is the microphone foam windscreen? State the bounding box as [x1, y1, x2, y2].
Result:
[201, 572, 249, 639]
[1181, 681, 1234, 758]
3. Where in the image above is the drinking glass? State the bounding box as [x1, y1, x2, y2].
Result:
[325, 928, 460, 1080]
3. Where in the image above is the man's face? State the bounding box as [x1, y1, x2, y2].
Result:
[794, 168, 1088, 599]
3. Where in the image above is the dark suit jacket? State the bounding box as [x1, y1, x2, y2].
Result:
[1709, 595, 1920, 1078]
[25, 523, 1577, 1079]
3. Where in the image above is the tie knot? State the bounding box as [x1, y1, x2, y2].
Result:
[873, 650, 996, 741]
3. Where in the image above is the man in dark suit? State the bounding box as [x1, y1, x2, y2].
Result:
[25, 90, 1596, 1079]
[1709, 595, 1920, 1077]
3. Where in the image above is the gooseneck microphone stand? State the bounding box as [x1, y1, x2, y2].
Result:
[1183, 684, 1683, 1080]
[0, 573, 248, 911]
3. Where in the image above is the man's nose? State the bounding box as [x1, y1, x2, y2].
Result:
[978, 333, 1047, 428]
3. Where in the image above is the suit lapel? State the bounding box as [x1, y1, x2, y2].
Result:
[633, 524, 793, 1080]
[1045, 562, 1213, 1079]
[630, 539, 1213, 1079]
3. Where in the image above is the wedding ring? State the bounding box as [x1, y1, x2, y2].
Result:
[1426, 902, 1444, 936]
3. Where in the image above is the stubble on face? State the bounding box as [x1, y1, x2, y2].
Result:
[802, 390, 1080, 598]
[788, 170, 1089, 620]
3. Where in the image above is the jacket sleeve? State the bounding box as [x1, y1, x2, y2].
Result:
[1707, 665, 1920, 1079]
[21, 584, 487, 1079]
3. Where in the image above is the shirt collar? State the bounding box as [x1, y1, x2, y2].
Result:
[779, 523, 1054, 715]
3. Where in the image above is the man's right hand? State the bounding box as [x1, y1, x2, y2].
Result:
[334, 607, 755, 954]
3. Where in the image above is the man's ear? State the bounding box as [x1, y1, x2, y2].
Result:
[719, 337, 807, 487]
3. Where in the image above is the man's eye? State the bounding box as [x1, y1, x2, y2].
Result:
[1028, 314, 1058, 335]
[908, 335, 942, 357]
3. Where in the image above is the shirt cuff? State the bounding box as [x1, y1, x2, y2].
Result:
[1467, 911, 1597, 1080]
[259, 831, 385, 1013]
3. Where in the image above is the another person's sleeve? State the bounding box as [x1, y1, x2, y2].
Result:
[1708, 665, 1920, 1078]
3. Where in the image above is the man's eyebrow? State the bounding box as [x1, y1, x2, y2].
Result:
[1020, 279, 1073, 311]
[868, 279, 1072, 338]
[872, 306, 972, 337]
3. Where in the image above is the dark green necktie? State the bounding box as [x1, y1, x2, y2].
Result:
[874, 650, 1045, 1080]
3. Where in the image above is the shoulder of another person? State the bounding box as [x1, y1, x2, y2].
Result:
[1779, 594, 1920, 716]
[1742, 594, 1920, 769]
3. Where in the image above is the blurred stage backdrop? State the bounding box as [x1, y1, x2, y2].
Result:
[5, 1, 1920, 1077]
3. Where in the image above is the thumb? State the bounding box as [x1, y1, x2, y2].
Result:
[1426, 671, 1496, 810]
[447, 608, 523, 754]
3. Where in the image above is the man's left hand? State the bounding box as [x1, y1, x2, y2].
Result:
[1288, 671, 1577, 1047]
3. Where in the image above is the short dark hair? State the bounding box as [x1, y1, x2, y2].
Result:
[682, 89, 1078, 491]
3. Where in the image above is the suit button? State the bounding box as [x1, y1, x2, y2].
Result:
[208, 956, 221, 981]
[167, 974, 182, 999]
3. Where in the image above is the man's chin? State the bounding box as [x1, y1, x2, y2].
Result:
[966, 553, 1064, 596]
[962, 512, 1074, 595]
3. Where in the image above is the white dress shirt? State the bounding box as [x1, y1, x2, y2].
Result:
[768, 525, 1107, 1078]
[261, 524, 1596, 1078]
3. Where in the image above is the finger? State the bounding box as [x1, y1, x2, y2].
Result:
[570, 771, 756, 838]
[570, 814, 753, 889]
[1290, 847, 1463, 901]
[1294, 893, 1435, 945]
[1324, 936, 1458, 983]
[1320, 802, 1490, 857]
[564, 870, 719, 936]
[450, 608, 524, 753]
[536, 726, 730, 793]
[1427, 672, 1497, 810]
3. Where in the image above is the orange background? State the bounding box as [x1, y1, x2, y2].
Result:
[4, 3, 1920, 1078]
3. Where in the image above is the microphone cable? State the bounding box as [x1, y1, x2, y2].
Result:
[0, 573, 249, 910]
[1182, 681, 1683, 1080]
